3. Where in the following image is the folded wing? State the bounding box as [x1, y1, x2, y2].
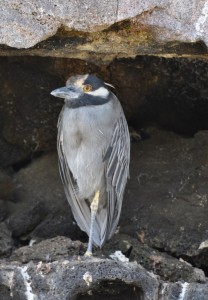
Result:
[103, 107, 130, 241]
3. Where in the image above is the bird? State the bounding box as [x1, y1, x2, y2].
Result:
[51, 74, 130, 256]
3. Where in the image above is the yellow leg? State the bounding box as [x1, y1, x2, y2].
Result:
[85, 191, 100, 256]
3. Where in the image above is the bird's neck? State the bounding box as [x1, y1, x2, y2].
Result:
[65, 94, 111, 109]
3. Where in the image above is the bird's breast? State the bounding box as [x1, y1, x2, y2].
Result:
[60, 103, 117, 198]
[67, 128, 84, 149]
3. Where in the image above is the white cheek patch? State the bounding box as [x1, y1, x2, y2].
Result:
[88, 87, 109, 98]
[76, 77, 86, 87]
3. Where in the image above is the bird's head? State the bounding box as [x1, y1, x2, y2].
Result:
[51, 74, 115, 108]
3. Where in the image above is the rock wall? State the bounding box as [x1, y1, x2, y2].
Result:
[1, 0, 208, 50]
[0, 0, 208, 61]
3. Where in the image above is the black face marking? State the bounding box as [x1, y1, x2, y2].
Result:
[83, 75, 105, 91]
[65, 93, 111, 109]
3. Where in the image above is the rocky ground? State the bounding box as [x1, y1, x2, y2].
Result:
[0, 127, 208, 299]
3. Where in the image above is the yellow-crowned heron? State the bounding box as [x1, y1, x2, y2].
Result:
[51, 74, 130, 256]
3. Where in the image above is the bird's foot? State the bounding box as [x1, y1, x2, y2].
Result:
[84, 250, 93, 257]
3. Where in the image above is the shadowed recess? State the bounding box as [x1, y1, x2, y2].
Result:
[76, 280, 143, 300]
[0, 284, 11, 300]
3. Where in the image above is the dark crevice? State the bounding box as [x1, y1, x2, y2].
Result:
[181, 254, 208, 277]
[76, 281, 143, 300]
[109, 55, 208, 136]
[152, 245, 208, 277]
[11, 151, 47, 171]
[151, 246, 181, 259]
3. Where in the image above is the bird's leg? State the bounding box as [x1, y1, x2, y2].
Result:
[85, 190, 100, 256]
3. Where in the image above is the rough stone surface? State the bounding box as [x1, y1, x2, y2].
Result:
[0, 31, 207, 63]
[120, 128, 208, 265]
[7, 200, 45, 238]
[0, 223, 13, 257]
[159, 282, 208, 300]
[0, 200, 8, 222]
[0, 254, 158, 300]
[0, 170, 14, 200]
[11, 236, 85, 263]
[13, 152, 64, 216]
[101, 234, 206, 283]
[0, 237, 208, 300]
[7, 152, 86, 243]
[0, 57, 63, 167]
[0, 0, 208, 52]
[110, 57, 208, 135]
[0, 137, 31, 168]
[11, 235, 206, 284]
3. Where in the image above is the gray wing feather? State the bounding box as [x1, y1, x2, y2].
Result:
[103, 107, 130, 242]
[57, 108, 93, 239]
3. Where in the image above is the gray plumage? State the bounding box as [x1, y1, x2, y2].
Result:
[51, 74, 130, 249]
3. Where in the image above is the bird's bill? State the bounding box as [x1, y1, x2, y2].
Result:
[51, 86, 78, 99]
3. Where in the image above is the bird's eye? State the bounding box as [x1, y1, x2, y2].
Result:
[83, 84, 92, 92]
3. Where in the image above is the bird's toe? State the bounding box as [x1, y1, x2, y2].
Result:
[84, 250, 93, 257]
